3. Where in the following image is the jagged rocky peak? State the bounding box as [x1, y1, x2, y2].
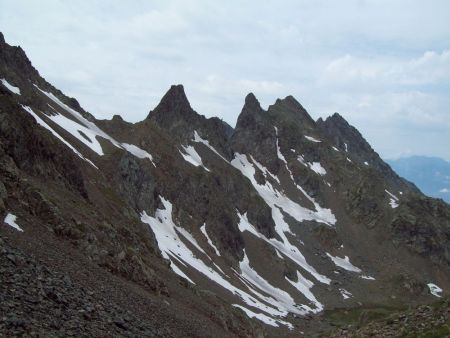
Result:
[243, 92, 262, 112]
[146, 84, 201, 135]
[147, 84, 233, 157]
[317, 112, 416, 192]
[317, 112, 368, 153]
[112, 114, 124, 122]
[269, 94, 316, 130]
[231, 93, 280, 171]
[148, 84, 192, 119]
[0, 33, 40, 84]
[317, 112, 355, 136]
[233, 92, 265, 131]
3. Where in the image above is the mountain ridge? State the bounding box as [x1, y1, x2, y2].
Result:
[1, 32, 449, 337]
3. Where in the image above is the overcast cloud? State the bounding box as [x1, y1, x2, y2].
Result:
[1, 0, 449, 160]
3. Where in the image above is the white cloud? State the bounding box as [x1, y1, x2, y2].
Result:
[322, 54, 382, 84]
[322, 50, 450, 86]
[0, 0, 449, 160]
[440, 188, 450, 193]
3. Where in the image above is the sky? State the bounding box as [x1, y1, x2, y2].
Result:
[1, 0, 450, 160]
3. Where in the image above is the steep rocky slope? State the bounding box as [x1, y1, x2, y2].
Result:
[1, 32, 449, 337]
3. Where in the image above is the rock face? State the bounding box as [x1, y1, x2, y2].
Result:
[147, 84, 233, 158]
[0, 32, 449, 337]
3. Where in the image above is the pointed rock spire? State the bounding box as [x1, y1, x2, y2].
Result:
[231, 92, 279, 169]
[243, 92, 262, 112]
[269, 95, 316, 129]
[146, 84, 233, 157]
[148, 84, 192, 119]
[234, 93, 265, 129]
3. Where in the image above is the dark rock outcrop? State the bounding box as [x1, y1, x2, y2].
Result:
[147, 85, 233, 159]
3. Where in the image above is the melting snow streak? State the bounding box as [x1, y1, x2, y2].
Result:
[180, 145, 210, 171]
[385, 190, 399, 208]
[1, 79, 21, 95]
[326, 253, 362, 273]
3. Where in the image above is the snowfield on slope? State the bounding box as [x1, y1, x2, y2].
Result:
[141, 197, 331, 328]
[22, 105, 98, 168]
[32, 85, 156, 166]
[232, 153, 336, 227]
[237, 212, 330, 285]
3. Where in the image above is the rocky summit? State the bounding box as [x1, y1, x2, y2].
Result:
[0, 32, 449, 337]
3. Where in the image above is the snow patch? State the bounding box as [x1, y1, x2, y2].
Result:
[141, 198, 310, 323]
[360, 275, 376, 280]
[286, 271, 323, 312]
[427, 283, 443, 298]
[309, 162, 327, 176]
[274, 127, 288, 164]
[297, 155, 308, 167]
[34, 85, 155, 165]
[251, 155, 280, 184]
[46, 111, 105, 155]
[332, 146, 339, 152]
[297, 156, 327, 176]
[193, 131, 228, 162]
[339, 288, 352, 300]
[121, 143, 155, 166]
[3, 213, 23, 232]
[1, 79, 21, 95]
[180, 145, 210, 171]
[304, 135, 321, 143]
[275, 250, 284, 259]
[22, 105, 98, 168]
[200, 224, 221, 256]
[238, 250, 322, 316]
[35, 85, 122, 149]
[326, 253, 362, 273]
[385, 190, 399, 208]
[364, 161, 369, 166]
[237, 212, 331, 285]
[233, 305, 293, 329]
[232, 153, 335, 285]
[232, 154, 336, 226]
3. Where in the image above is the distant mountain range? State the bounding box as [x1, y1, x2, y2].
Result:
[387, 156, 450, 203]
